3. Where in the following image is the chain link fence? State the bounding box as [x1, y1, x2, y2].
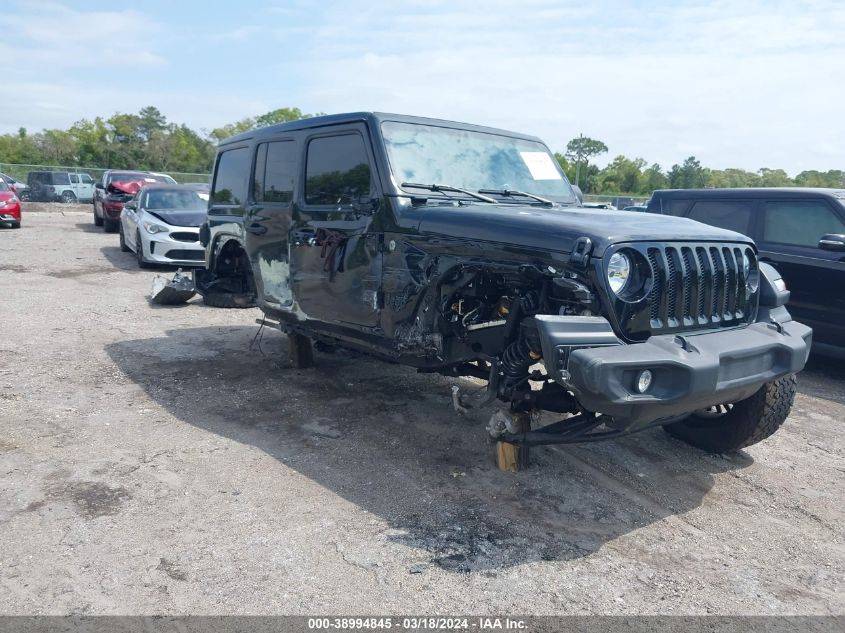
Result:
[0, 163, 210, 185]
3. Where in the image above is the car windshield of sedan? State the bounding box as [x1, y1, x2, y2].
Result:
[381, 121, 578, 204]
[142, 189, 208, 210]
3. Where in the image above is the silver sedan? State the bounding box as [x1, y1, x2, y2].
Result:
[119, 184, 209, 268]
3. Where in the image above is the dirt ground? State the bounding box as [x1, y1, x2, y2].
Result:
[0, 208, 843, 615]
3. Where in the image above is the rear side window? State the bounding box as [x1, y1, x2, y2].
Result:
[763, 200, 845, 248]
[52, 172, 71, 185]
[211, 147, 250, 205]
[305, 134, 372, 206]
[687, 200, 752, 235]
[253, 141, 296, 203]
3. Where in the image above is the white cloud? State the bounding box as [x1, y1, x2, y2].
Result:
[1, 2, 167, 69]
[276, 0, 845, 173]
[1, 0, 843, 174]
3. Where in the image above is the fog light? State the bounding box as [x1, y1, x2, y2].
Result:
[636, 369, 653, 393]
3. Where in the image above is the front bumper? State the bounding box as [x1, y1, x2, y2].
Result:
[0, 204, 21, 222]
[140, 227, 205, 266]
[537, 317, 811, 429]
[103, 202, 125, 220]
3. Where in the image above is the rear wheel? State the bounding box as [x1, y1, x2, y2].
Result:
[663, 375, 797, 453]
[192, 251, 257, 309]
[61, 191, 77, 204]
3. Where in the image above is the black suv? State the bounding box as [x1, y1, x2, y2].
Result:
[196, 113, 810, 456]
[646, 188, 845, 357]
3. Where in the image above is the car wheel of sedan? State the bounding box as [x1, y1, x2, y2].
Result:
[61, 191, 77, 204]
[136, 230, 152, 269]
[663, 375, 796, 453]
[11, 222, 20, 229]
[119, 223, 130, 252]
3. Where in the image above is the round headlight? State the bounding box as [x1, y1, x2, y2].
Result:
[607, 252, 631, 294]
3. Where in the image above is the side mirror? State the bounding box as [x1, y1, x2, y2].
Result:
[818, 234, 845, 252]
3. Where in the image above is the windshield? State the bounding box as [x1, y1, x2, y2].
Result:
[381, 121, 577, 204]
[142, 188, 208, 211]
[108, 172, 175, 184]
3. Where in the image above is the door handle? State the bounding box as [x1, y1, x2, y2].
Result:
[246, 222, 267, 236]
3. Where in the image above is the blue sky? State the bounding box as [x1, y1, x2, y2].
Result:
[3, 0, 844, 173]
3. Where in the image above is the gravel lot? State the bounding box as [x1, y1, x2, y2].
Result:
[0, 208, 843, 615]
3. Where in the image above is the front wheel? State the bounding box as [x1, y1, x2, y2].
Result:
[118, 222, 130, 252]
[663, 375, 797, 453]
[136, 231, 152, 268]
[104, 218, 119, 233]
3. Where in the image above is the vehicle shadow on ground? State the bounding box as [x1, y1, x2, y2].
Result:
[105, 325, 752, 573]
[99, 245, 183, 274]
[74, 222, 104, 234]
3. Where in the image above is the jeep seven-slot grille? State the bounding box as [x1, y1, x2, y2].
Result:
[613, 242, 757, 341]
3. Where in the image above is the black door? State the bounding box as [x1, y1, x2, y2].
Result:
[244, 138, 298, 307]
[289, 127, 383, 329]
[758, 198, 845, 349]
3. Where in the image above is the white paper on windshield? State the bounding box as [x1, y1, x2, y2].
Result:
[198, 193, 209, 201]
[519, 151, 562, 180]
[144, 178, 156, 182]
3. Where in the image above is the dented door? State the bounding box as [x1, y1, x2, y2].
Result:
[288, 127, 383, 329]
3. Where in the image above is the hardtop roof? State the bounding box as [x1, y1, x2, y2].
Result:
[652, 187, 845, 200]
[218, 112, 546, 146]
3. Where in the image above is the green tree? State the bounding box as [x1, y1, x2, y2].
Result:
[210, 107, 320, 142]
[565, 135, 608, 189]
[668, 156, 708, 189]
[596, 155, 645, 193]
[641, 163, 669, 193]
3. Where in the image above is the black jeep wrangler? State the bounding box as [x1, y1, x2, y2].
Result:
[196, 112, 811, 454]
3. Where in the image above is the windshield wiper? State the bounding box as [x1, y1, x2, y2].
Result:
[478, 188, 554, 206]
[401, 182, 496, 203]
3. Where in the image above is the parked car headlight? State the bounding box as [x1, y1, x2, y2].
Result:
[607, 252, 631, 294]
[143, 221, 167, 235]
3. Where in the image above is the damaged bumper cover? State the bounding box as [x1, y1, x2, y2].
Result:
[531, 315, 812, 430]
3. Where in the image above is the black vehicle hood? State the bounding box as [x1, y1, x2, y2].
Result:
[147, 209, 206, 227]
[411, 204, 753, 256]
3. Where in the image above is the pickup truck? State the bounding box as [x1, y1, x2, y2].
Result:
[195, 112, 811, 457]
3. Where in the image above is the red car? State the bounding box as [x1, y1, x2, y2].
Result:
[93, 170, 176, 232]
[0, 179, 21, 229]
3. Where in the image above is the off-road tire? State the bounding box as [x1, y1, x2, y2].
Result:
[663, 375, 797, 453]
[199, 290, 257, 309]
[118, 223, 130, 252]
[104, 218, 119, 233]
[61, 191, 77, 204]
[18, 191, 30, 202]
